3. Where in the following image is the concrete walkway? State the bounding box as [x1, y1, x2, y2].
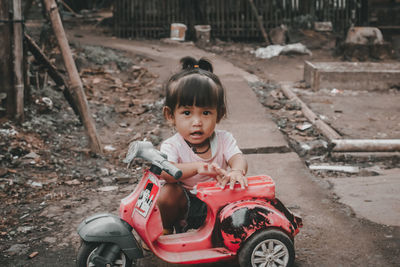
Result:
[328, 169, 400, 226]
[70, 33, 399, 266]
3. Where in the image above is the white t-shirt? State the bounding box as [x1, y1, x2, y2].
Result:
[160, 130, 242, 190]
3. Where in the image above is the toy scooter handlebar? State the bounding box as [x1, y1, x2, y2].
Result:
[160, 160, 182, 179]
[123, 141, 182, 179]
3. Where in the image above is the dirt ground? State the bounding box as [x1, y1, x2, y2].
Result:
[1, 8, 400, 267]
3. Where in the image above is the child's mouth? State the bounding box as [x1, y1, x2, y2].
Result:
[190, 131, 203, 137]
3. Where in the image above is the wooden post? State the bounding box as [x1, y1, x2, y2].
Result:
[11, 0, 24, 121]
[0, 0, 12, 118]
[1, 0, 25, 121]
[43, 0, 103, 154]
[248, 0, 270, 45]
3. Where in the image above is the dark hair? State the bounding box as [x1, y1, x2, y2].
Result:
[164, 57, 226, 122]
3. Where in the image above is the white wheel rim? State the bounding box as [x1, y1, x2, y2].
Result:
[87, 247, 127, 267]
[251, 239, 289, 267]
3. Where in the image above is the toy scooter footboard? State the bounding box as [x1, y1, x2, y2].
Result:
[77, 213, 143, 260]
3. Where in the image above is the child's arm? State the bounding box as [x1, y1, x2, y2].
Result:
[220, 153, 248, 189]
[160, 162, 222, 183]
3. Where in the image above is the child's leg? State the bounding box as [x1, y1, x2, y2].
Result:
[157, 183, 187, 233]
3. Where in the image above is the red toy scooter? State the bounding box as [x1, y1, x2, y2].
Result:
[77, 141, 302, 267]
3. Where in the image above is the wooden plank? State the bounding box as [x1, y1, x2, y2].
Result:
[128, 0, 131, 38]
[216, 0, 220, 37]
[249, 0, 254, 38]
[152, 0, 155, 38]
[120, 0, 123, 37]
[120, 0, 124, 37]
[149, 0, 152, 37]
[114, 0, 118, 37]
[219, 1, 223, 38]
[269, 0, 273, 33]
[235, 0, 239, 37]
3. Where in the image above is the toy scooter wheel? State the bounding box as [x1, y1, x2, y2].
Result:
[238, 229, 295, 267]
[76, 241, 133, 267]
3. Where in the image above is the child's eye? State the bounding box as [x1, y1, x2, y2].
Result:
[203, 111, 211, 115]
[183, 111, 191, 116]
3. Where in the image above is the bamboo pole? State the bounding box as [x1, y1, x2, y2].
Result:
[24, 33, 66, 87]
[331, 139, 400, 152]
[247, 0, 270, 45]
[12, 0, 24, 121]
[43, 0, 102, 154]
[24, 33, 79, 117]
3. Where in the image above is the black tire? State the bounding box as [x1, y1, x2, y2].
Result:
[238, 229, 295, 267]
[76, 241, 133, 267]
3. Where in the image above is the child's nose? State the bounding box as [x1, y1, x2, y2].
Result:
[192, 116, 202, 126]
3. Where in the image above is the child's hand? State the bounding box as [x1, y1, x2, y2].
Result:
[219, 169, 248, 190]
[197, 163, 223, 177]
[197, 163, 228, 187]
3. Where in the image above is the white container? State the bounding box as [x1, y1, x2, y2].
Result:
[194, 25, 211, 45]
[170, 23, 187, 41]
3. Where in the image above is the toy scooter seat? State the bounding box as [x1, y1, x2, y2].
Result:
[194, 175, 275, 209]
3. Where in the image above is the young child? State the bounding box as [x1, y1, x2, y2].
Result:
[158, 56, 248, 234]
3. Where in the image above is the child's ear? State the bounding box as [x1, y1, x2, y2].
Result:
[163, 106, 175, 124]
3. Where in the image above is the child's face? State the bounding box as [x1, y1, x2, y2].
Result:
[168, 105, 218, 145]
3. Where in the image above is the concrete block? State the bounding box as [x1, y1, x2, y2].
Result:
[304, 61, 400, 91]
[314, 21, 333, 32]
[345, 27, 384, 45]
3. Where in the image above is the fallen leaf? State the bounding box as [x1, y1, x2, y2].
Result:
[93, 77, 102, 84]
[65, 179, 81, 186]
[29, 251, 39, 259]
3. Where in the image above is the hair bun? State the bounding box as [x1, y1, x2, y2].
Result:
[198, 58, 213, 73]
[180, 56, 197, 70]
[180, 56, 213, 73]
